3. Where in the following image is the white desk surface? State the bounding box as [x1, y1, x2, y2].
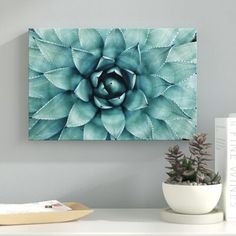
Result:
[0, 209, 235, 236]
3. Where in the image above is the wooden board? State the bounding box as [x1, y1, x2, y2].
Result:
[0, 202, 93, 225]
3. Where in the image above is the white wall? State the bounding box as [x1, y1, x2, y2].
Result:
[0, 0, 235, 207]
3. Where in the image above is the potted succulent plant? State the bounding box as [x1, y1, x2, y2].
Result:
[162, 133, 222, 214]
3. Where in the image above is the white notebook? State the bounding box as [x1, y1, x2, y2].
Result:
[0, 200, 71, 214]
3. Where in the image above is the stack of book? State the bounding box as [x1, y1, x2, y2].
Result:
[215, 114, 236, 221]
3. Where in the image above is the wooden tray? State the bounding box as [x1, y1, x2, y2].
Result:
[0, 202, 93, 225]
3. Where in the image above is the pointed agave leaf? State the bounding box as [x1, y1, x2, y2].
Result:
[29, 118, 65, 140]
[79, 29, 104, 57]
[90, 71, 103, 88]
[44, 67, 83, 90]
[144, 28, 178, 49]
[29, 118, 38, 130]
[28, 29, 40, 49]
[72, 48, 99, 76]
[147, 95, 190, 120]
[141, 47, 170, 74]
[55, 28, 79, 46]
[33, 93, 74, 120]
[116, 44, 141, 73]
[74, 79, 92, 102]
[150, 118, 177, 140]
[94, 96, 113, 109]
[177, 73, 197, 92]
[94, 82, 109, 97]
[123, 29, 149, 49]
[101, 107, 125, 138]
[163, 85, 196, 109]
[113, 129, 136, 140]
[29, 76, 63, 99]
[35, 38, 74, 68]
[96, 29, 112, 41]
[108, 93, 126, 106]
[124, 89, 148, 111]
[29, 68, 42, 79]
[29, 97, 48, 113]
[166, 118, 196, 140]
[122, 69, 136, 90]
[34, 29, 62, 44]
[83, 115, 107, 140]
[66, 100, 97, 127]
[158, 62, 196, 83]
[167, 42, 197, 63]
[125, 110, 152, 140]
[174, 28, 196, 45]
[103, 29, 126, 59]
[29, 48, 54, 73]
[59, 127, 83, 140]
[96, 56, 115, 70]
[136, 75, 171, 98]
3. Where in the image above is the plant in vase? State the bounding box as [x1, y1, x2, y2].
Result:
[162, 133, 222, 214]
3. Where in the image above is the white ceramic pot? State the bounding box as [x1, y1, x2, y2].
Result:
[162, 182, 222, 214]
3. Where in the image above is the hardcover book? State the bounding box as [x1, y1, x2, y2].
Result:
[215, 116, 236, 221]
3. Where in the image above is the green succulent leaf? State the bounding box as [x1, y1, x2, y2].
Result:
[55, 28, 79, 46]
[158, 62, 196, 83]
[29, 118, 38, 130]
[141, 47, 170, 74]
[146, 95, 190, 120]
[33, 93, 74, 120]
[136, 75, 171, 98]
[66, 100, 97, 127]
[29, 118, 65, 140]
[123, 70, 136, 90]
[34, 29, 62, 44]
[151, 118, 177, 140]
[96, 56, 115, 70]
[59, 127, 83, 140]
[29, 48, 54, 73]
[116, 44, 141, 73]
[125, 110, 152, 140]
[167, 42, 197, 63]
[174, 28, 196, 45]
[144, 28, 178, 48]
[103, 29, 126, 59]
[163, 85, 196, 109]
[108, 93, 126, 106]
[29, 97, 48, 113]
[124, 89, 148, 111]
[35, 38, 74, 68]
[74, 79, 92, 102]
[90, 71, 102, 88]
[29, 68, 42, 79]
[123, 29, 149, 49]
[101, 107, 125, 138]
[94, 96, 113, 109]
[44, 67, 83, 90]
[177, 73, 197, 91]
[83, 115, 108, 140]
[95, 83, 109, 97]
[166, 118, 196, 139]
[79, 29, 104, 57]
[72, 48, 99, 76]
[29, 30, 40, 49]
[113, 129, 135, 140]
[29, 76, 63, 99]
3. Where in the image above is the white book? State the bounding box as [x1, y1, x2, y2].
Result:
[215, 117, 236, 221]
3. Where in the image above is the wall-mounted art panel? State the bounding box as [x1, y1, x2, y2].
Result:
[28, 28, 197, 140]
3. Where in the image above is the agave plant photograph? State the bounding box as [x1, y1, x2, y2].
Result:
[28, 28, 197, 140]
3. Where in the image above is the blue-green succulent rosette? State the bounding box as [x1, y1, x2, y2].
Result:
[29, 28, 197, 140]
